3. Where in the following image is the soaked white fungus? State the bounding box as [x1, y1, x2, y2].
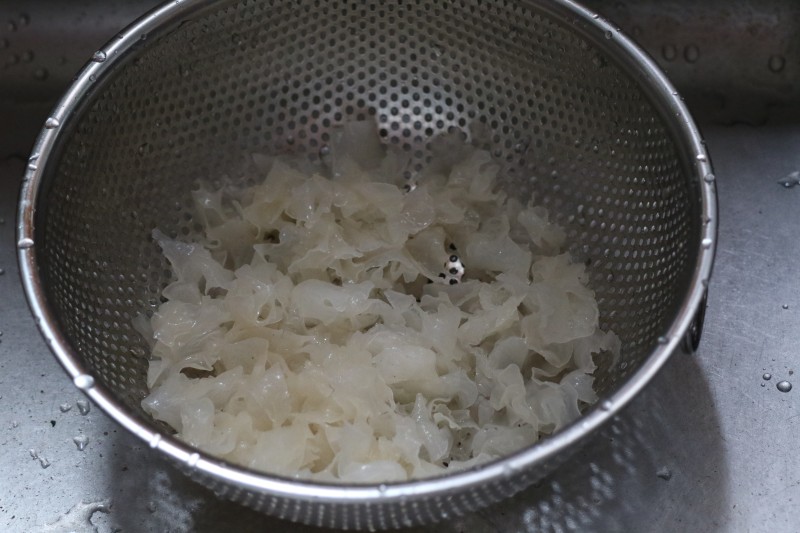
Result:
[140, 123, 620, 482]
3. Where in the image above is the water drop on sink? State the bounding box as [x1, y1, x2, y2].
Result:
[776, 381, 792, 393]
[30, 449, 51, 469]
[601, 400, 613, 411]
[777, 171, 800, 188]
[763, 373, 772, 381]
[701, 237, 713, 248]
[17, 237, 34, 249]
[768, 55, 785, 73]
[27, 154, 38, 170]
[319, 144, 331, 157]
[44, 117, 60, 129]
[92, 50, 107, 63]
[782, 304, 789, 310]
[696, 153, 707, 162]
[703, 173, 715, 183]
[76, 399, 91, 415]
[604, 30, 612, 40]
[684, 44, 700, 63]
[657, 335, 669, 344]
[73, 435, 89, 451]
[0, 268, 4, 275]
[59, 402, 72, 413]
[662, 44, 677, 61]
[656, 467, 672, 480]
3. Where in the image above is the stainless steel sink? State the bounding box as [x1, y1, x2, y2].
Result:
[1, 1, 798, 531]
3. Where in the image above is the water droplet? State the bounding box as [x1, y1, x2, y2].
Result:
[378, 484, 388, 493]
[782, 304, 789, 310]
[91, 50, 107, 63]
[21, 50, 33, 63]
[10, 420, 19, 428]
[763, 373, 772, 380]
[592, 14, 600, 19]
[137, 143, 149, 156]
[89, 74, 96, 82]
[319, 145, 331, 157]
[684, 45, 700, 63]
[73, 435, 89, 451]
[149, 433, 162, 449]
[146, 501, 157, 513]
[696, 153, 707, 162]
[33, 67, 48, 81]
[768, 55, 785, 73]
[286, 135, 294, 145]
[76, 399, 91, 415]
[27, 154, 38, 170]
[778, 171, 800, 188]
[604, 31, 613, 40]
[74, 375, 95, 390]
[662, 44, 677, 61]
[701, 237, 713, 248]
[59, 402, 72, 413]
[30, 449, 50, 469]
[656, 467, 672, 480]
[44, 117, 60, 129]
[17, 237, 34, 249]
[703, 173, 715, 183]
[657, 335, 669, 344]
[0, 268, 4, 276]
[601, 400, 613, 411]
[187, 452, 200, 467]
[777, 381, 792, 393]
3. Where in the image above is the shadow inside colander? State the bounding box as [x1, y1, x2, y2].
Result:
[103, 346, 727, 532]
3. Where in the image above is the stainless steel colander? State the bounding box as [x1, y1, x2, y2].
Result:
[17, 0, 716, 529]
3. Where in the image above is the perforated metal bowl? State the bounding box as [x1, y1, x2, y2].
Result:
[17, 0, 716, 529]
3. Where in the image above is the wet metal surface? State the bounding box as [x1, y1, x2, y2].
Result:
[1, 1, 798, 531]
